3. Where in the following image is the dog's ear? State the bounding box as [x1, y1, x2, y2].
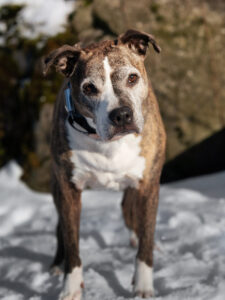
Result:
[43, 45, 80, 77]
[118, 29, 161, 57]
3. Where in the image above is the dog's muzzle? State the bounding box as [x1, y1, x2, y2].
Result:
[109, 106, 138, 136]
[109, 106, 132, 126]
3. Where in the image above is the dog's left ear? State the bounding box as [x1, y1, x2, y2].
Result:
[43, 45, 80, 77]
[118, 29, 161, 57]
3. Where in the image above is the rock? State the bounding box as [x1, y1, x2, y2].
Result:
[2, 0, 225, 191]
[72, 0, 225, 161]
[93, 0, 152, 34]
[72, 3, 93, 35]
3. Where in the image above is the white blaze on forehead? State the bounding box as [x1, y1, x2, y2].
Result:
[101, 56, 118, 106]
[96, 56, 118, 139]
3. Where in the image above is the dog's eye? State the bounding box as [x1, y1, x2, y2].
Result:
[128, 74, 138, 85]
[83, 83, 98, 96]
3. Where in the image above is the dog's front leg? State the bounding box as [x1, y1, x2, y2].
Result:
[57, 178, 83, 300]
[130, 179, 160, 298]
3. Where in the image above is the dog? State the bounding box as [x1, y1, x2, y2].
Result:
[43, 29, 166, 299]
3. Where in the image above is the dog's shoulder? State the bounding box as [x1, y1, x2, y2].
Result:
[50, 81, 73, 175]
[140, 85, 166, 184]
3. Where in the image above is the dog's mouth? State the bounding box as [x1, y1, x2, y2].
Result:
[109, 130, 139, 141]
[111, 127, 139, 140]
[112, 123, 140, 137]
[89, 130, 140, 142]
[89, 126, 139, 142]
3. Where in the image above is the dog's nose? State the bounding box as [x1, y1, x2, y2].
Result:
[109, 106, 133, 127]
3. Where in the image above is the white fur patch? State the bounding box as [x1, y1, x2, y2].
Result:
[130, 230, 139, 247]
[66, 121, 146, 191]
[95, 57, 119, 139]
[59, 266, 83, 300]
[85, 117, 97, 130]
[102, 56, 118, 106]
[134, 259, 154, 297]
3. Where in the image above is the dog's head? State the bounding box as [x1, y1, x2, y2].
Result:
[43, 30, 161, 141]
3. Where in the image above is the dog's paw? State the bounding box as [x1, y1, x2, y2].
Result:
[130, 231, 139, 248]
[133, 259, 154, 299]
[59, 266, 84, 300]
[59, 291, 82, 300]
[135, 290, 154, 298]
[60, 292, 81, 300]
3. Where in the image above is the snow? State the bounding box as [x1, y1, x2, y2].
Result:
[0, 0, 75, 38]
[0, 161, 225, 299]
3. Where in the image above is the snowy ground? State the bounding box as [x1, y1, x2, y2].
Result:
[0, 161, 225, 300]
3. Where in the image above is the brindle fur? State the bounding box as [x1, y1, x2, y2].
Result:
[50, 82, 82, 273]
[122, 85, 166, 266]
[44, 29, 166, 298]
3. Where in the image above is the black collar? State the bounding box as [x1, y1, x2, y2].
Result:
[64, 83, 96, 135]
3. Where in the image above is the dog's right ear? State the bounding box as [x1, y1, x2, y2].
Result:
[43, 45, 80, 77]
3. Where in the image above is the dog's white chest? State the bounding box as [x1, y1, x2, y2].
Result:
[66, 122, 146, 191]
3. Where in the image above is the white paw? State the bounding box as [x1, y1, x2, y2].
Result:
[59, 266, 84, 300]
[130, 231, 139, 248]
[133, 259, 154, 298]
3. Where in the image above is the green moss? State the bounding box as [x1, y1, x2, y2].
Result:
[156, 15, 165, 22]
[150, 3, 160, 14]
[83, 0, 94, 7]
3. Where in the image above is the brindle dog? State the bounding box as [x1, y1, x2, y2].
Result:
[43, 29, 166, 299]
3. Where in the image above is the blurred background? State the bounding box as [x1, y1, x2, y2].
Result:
[0, 0, 224, 192]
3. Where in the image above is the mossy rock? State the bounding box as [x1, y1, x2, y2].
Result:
[1, 0, 225, 191]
